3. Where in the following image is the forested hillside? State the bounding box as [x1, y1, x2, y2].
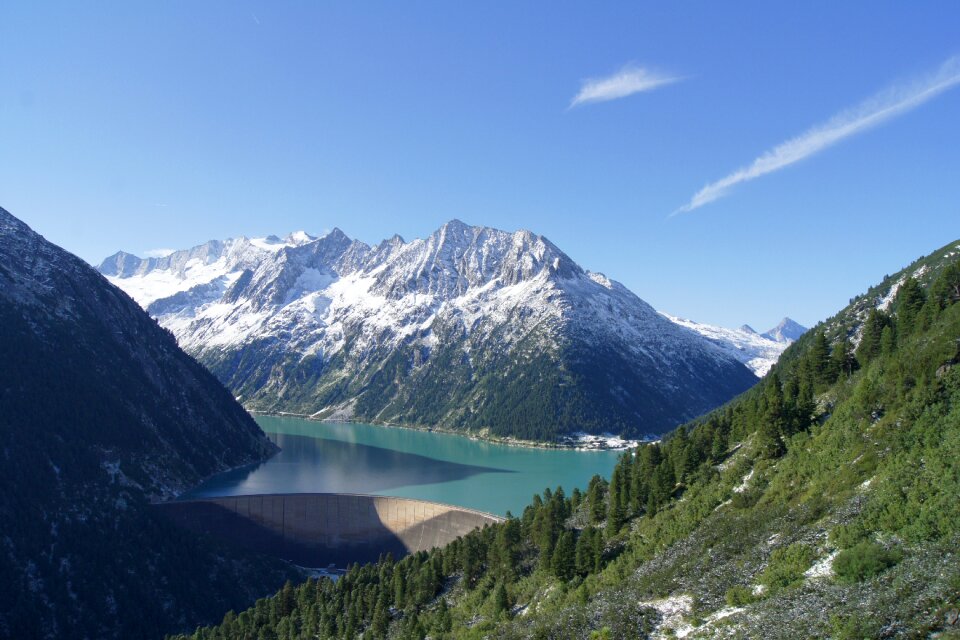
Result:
[0, 208, 297, 639]
[173, 241, 960, 639]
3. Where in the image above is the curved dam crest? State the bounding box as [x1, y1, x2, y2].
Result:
[156, 493, 503, 567]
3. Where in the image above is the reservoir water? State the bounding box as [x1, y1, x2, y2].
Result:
[181, 416, 624, 515]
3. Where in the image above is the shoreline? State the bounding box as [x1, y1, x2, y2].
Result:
[246, 410, 647, 452]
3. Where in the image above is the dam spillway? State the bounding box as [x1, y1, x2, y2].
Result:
[155, 493, 503, 567]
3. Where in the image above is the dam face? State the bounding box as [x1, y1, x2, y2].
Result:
[156, 494, 502, 567]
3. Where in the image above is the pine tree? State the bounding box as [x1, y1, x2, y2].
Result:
[757, 375, 786, 458]
[930, 261, 960, 309]
[279, 580, 295, 617]
[880, 324, 897, 355]
[551, 530, 576, 581]
[491, 581, 510, 616]
[857, 309, 890, 366]
[489, 517, 521, 581]
[392, 568, 406, 608]
[830, 338, 857, 379]
[586, 475, 607, 524]
[606, 465, 627, 533]
[808, 332, 832, 388]
[370, 595, 389, 639]
[433, 598, 452, 634]
[575, 527, 594, 576]
[895, 277, 926, 335]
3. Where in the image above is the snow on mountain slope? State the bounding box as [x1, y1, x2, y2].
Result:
[100, 220, 760, 438]
[99, 231, 317, 306]
[762, 317, 807, 343]
[663, 315, 804, 376]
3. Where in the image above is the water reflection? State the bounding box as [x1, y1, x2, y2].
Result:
[181, 432, 511, 499]
[181, 418, 623, 515]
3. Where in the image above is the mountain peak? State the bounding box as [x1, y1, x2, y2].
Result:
[324, 227, 350, 243]
[762, 317, 807, 343]
[285, 230, 317, 245]
[441, 218, 470, 231]
[100, 219, 757, 438]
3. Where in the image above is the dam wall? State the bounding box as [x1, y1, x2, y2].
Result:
[155, 493, 502, 567]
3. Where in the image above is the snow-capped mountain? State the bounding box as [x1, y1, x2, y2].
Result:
[665, 315, 807, 376]
[762, 317, 807, 343]
[100, 220, 759, 439]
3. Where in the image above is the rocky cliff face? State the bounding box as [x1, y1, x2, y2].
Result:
[101, 220, 759, 439]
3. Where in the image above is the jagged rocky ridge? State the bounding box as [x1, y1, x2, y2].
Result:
[101, 221, 760, 439]
[0, 207, 294, 639]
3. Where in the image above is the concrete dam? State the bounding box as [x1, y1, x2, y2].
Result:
[156, 493, 503, 567]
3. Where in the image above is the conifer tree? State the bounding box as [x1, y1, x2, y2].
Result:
[830, 338, 857, 379]
[491, 581, 510, 616]
[808, 332, 832, 388]
[857, 309, 890, 366]
[586, 475, 607, 524]
[880, 325, 897, 355]
[551, 531, 576, 581]
[433, 598, 452, 634]
[930, 261, 960, 309]
[757, 375, 787, 458]
[392, 568, 406, 608]
[370, 595, 389, 638]
[606, 465, 628, 533]
[895, 277, 926, 335]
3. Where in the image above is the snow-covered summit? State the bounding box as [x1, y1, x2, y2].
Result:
[663, 314, 803, 377]
[101, 220, 759, 438]
[762, 317, 807, 344]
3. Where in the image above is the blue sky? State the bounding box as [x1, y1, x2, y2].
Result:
[2, 2, 958, 330]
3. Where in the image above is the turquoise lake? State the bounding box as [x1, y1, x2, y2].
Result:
[180, 416, 624, 515]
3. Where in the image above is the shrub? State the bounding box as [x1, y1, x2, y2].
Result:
[830, 612, 882, 639]
[832, 541, 901, 583]
[760, 543, 815, 591]
[730, 487, 761, 509]
[725, 585, 756, 606]
[829, 523, 867, 550]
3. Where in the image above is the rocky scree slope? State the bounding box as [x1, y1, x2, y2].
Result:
[100, 220, 759, 440]
[0, 207, 294, 639]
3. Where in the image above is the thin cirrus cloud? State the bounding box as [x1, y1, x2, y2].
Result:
[569, 64, 681, 108]
[673, 55, 960, 216]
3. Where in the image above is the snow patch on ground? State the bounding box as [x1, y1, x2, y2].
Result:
[877, 276, 905, 312]
[733, 468, 754, 493]
[804, 550, 838, 579]
[642, 594, 694, 639]
[705, 605, 745, 624]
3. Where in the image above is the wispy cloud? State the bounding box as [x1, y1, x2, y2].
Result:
[144, 248, 175, 258]
[570, 64, 681, 108]
[673, 55, 960, 216]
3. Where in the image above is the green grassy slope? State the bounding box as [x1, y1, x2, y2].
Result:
[172, 239, 960, 640]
